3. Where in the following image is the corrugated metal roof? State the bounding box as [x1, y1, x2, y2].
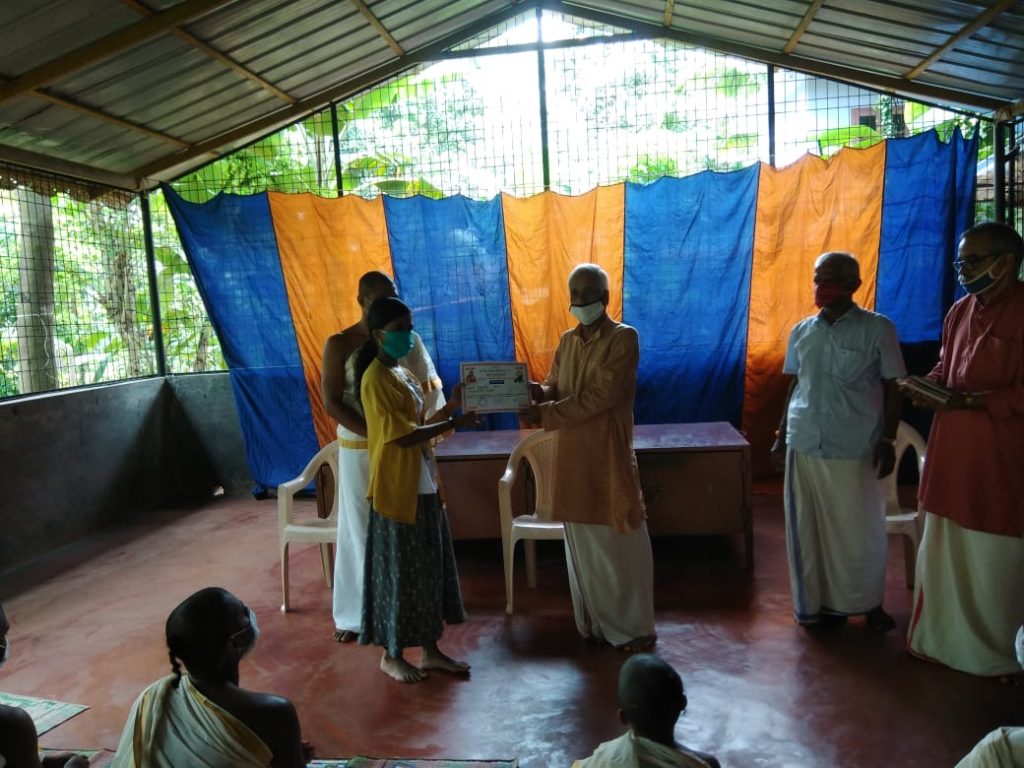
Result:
[0, 0, 1020, 191]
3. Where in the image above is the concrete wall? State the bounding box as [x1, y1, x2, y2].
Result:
[0, 373, 252, 571]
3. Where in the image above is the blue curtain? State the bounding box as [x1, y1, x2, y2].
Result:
[384, 194, 519, 430]
[163, 186, 319, 491]
[623, 167, 759, 426]
[876, 129, 979, 342]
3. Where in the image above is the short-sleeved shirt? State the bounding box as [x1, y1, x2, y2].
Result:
[784, 305, 906, 459]
[361, 359, 436, 524]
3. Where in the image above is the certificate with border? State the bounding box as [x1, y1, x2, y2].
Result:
[460, 362, 530, 413]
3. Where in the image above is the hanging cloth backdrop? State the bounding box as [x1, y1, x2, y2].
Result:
[164, 129, 977, 492]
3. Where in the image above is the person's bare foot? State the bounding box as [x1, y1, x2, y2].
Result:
[421, 643, 471, 675]
[865, 607, 895, 633]
[333, 629, 358, 643]
[615, 635, 657, 653]
[380, 652, 426, 683]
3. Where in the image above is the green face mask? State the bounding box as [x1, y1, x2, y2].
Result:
[380, 330, 415, 360]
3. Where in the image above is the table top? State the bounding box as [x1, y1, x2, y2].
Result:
[435, 422, 748, 461]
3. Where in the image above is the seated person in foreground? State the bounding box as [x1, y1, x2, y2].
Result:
[111, 587, 307, 768]
[0, 603, 89, 768]
[574, 654, 720, 768]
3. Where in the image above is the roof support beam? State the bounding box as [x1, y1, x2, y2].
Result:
[546, 0, 1004, 111]
[904, 0, 1017, 80]
[135, 1, 530, 182]
[32, 90, 190, 147]
[0, 145, 139, 191]
[784, 0, 824, 54]
[350, 0, 405, 55]
[663, 0, 677, 28]
[132, 0, 1008, 185]
[120, 0, 296, 104]
[0, 0, 238, 106]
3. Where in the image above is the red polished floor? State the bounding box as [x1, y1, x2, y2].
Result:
[1, 491, 1021, 767]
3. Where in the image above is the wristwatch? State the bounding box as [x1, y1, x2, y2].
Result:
[964, 393, 976, 409]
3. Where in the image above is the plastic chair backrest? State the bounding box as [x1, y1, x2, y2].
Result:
[508, 430, 558, 521]
[884, 421, 927, 516]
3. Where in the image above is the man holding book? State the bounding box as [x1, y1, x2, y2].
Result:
[770, 251, 905, 631]
[904, 221, 1024, 679]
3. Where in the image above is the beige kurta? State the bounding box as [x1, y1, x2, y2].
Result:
[540, 316, 645, 532]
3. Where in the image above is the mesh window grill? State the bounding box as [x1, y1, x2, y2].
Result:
[0, 10, 1004, 398]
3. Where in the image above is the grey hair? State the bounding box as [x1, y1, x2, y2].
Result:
[568, 262, 609, 292]
[815, 251, 860, 281]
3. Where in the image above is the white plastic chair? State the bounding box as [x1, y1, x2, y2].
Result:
[883, 421, 927, 588]
[498, 430, 565, 615]
[278, 440, 340, 612]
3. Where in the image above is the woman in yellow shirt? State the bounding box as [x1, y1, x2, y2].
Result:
[355, 297, 477, 683]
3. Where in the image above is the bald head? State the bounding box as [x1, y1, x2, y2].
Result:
[618, 654, 687, 736]
[569, 263, 609, 292]
[568, 263, 610, 312]
[358, 271, 397, 315]
[814, 251, 860, 283]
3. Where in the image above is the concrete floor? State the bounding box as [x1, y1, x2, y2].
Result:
[1, 491, 1021, 767]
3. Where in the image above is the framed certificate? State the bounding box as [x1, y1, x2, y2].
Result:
[460, 362, 530, 413]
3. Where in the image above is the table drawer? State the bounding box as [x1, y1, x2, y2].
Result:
[639, 451, 746, 536]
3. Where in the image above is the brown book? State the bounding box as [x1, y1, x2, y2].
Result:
[899, 375, 952, 406]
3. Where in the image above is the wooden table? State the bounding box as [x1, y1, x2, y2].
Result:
[435, 422, 752, 569]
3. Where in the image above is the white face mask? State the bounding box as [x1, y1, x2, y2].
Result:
[570, 300, 605, 326]
[1016, 625, 1023, 670]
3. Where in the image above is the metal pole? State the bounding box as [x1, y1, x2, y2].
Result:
[536, 5, 551, 190]
[766, 63, 776, 167]
[331, 102, 344, 197]
[995, 121, 1006, 223]
[141, 191, 167, 377]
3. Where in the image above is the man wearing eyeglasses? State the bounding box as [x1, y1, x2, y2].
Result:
[904, 221, 1024, 680]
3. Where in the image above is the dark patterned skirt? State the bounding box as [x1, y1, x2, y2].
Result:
[359, 493, 467, 657]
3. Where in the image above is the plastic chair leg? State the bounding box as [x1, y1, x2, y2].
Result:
[503, 534, 516, 615]
[280, 540, 290, 612]
[320, 542, 334, 588]
[525, 539, 538, 588]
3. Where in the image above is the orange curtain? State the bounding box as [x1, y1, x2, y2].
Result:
[268, 192, 393, 447]
[502, 184, 625, 380]
[743, 144, 886, 470]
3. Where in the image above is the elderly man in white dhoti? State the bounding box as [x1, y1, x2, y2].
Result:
[770, 251, 905, 631]
[321, 271, 445, 643]
[111, 587, 308, 767]
[521, 263, 655, 651]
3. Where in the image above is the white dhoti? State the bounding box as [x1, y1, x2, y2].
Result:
[563, 521, 655, 646]
[784, 449, 887, 621]
[332, 424, 371, 634]
[955, 727, 1024, 768]
[111, 675, 272, 767]
[908, 512, 1024, 676]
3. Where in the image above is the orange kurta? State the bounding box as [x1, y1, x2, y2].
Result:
[539, 316, 645, 532]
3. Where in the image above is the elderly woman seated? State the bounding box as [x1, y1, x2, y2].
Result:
[111, 587, 308, 768]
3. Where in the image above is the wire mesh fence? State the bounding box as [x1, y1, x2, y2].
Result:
[0, 8, 1008, 397]
[0, 170, 155, 398]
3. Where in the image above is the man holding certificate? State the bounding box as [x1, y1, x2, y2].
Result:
[520, 263, 656, 651]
